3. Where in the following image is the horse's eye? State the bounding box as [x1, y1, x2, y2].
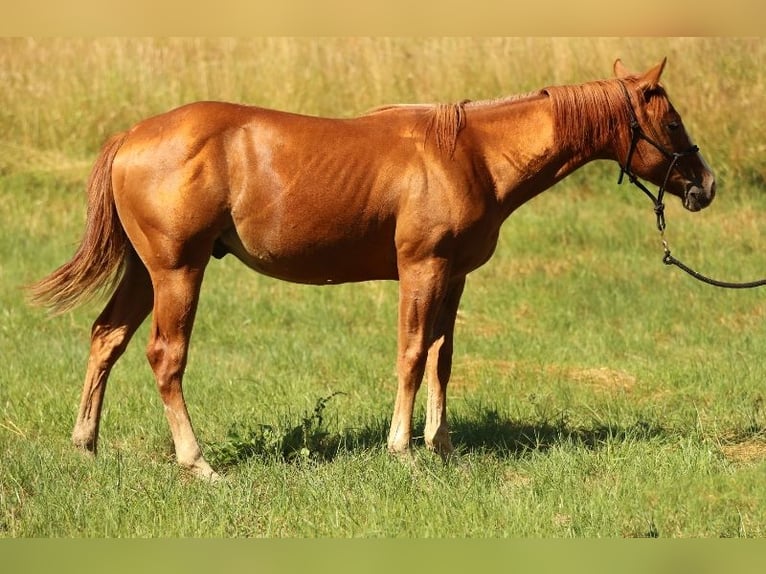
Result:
[667, 121, 680, 132]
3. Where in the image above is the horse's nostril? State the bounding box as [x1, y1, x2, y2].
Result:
[686, 181, 715, 210]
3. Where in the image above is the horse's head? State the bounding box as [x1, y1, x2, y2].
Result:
[614, 58, 716, 212]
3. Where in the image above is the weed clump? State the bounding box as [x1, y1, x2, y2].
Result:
[209, 392, 346, 467]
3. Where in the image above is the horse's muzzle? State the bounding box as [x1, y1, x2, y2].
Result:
[684, 178, 716, 212]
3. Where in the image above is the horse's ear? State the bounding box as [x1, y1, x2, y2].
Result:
[637, 57, 667, 91]
[613, 58, 631, 77]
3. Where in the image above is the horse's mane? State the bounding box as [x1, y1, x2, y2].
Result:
[543, 78, 668, 156]
[363, 80, 666, 158]
[364, 102, 467, 156]
[364, 91, 543, 157]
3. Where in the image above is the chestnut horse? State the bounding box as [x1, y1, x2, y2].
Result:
[30, 59, 715, 480]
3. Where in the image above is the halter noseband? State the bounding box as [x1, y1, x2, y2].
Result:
[616, 80, 700, 232]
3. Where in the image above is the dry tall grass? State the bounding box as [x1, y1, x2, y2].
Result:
[2, 37, 764, 185]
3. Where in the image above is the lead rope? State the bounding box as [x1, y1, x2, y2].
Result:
[626, 159, 766, 289]
[624, 149, 766, 289]
[658, 221, 766, 290]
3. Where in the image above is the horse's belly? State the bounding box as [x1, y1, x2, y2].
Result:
[219, 230, 399, 284]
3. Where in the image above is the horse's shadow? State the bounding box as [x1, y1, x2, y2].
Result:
[342, 407, 666, 458]
[446, 407, 666, 457]
[206, 405, 668, 469]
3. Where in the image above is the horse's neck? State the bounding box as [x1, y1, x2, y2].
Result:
[466, 93, 610, 217]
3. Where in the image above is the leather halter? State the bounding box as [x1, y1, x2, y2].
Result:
[616, 80, 699, 233]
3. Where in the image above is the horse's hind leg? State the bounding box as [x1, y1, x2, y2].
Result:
[145, 264, 218, 480]
[72, 251, 153, 454]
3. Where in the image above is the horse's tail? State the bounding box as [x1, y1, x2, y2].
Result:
[28, 131, 131, 314]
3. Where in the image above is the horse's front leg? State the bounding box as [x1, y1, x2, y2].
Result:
[387, 258, 449, 454]
[424, 276, 466, 458]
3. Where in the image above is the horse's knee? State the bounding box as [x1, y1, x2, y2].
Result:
[399, 343, 429, 377]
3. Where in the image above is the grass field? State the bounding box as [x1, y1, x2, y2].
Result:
[2, 37, 766, 537]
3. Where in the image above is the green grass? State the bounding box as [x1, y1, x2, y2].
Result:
[2, 38, 766, 537]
